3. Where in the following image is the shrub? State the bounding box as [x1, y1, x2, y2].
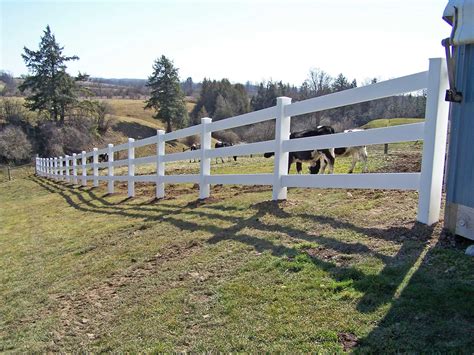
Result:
[0, 125, 32, 164]
[0, 99, 31, 127]
[212, 130, 240, 144]
[241, 122, 275, 143]
[182, 134, 200, 147]
[37, 117, 96, 157]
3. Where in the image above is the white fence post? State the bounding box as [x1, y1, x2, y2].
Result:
[156, 130, 165, 199]
[51, 158, 55, 178]
[57, 156, 61, 180]
[417, 58, 449, 225]
[54, 157, 58, 180]
[65, 155, 70, 183]
[93, 148, 99, 187]
[272, 96, 292, 200]
[199, 118, 212, 199]
[72, 153, 77, 185]
[81, 151, 87, 186]
[46, 158, 50, 178]
[59, 156, 64, 180]
[128, 138, 135, 197]
[107, 144, 114, 194]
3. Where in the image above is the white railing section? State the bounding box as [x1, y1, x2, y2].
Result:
[35, 58, 449, 226]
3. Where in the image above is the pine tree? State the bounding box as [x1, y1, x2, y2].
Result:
[332, 73, 352, 92]
[213, 94, 233, 120]
[145, 55, 188, 132]
[183, 77, 194, 96]
[19, 25, 83, 122]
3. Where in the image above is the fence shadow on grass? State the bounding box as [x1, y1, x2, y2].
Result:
[30, 176, 473, 351]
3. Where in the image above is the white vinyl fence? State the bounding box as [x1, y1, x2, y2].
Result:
[36, 58, 449, 226]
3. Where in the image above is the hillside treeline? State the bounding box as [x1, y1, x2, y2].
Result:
[186, 70, 426, 142]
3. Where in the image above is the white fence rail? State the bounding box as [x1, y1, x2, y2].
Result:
[36, 58, 449, 225]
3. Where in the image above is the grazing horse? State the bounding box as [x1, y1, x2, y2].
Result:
[214, 141, 237, 163]
[263, 126, 336, 174]
[309, 129, 368, 174]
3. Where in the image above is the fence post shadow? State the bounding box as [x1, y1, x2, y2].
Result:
[357, 231, 473, 351]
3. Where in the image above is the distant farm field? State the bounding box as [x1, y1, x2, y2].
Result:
[1, 140, 473, 352]
[362, 118, 424, 129]
[106, 98, 195, 125]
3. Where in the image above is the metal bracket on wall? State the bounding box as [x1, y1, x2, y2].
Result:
[442, 37, 463, 103]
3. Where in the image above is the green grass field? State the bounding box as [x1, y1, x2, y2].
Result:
[1, 145, 473, 352]
[362, 118, 424, 129]
[1, 98, 472, 351]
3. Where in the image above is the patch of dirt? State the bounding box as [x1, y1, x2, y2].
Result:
[232, 185, 272, 195]
[277, 199, 299, 208]
[376, 151, 422, 173]
[436, 228, 472, 250]
[47, 241, 203, 350]
[305, 246, 338, 260]
[338, 332, 358, 351]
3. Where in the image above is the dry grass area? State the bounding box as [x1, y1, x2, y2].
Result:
[1, 146, 473, 352]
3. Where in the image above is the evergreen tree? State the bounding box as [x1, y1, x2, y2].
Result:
[250, 80, 296, 111]
[19, 25, 84, 122]
[145, 55, 188, 132]
[183, 77, 194, 96]
[332, 73, 352, 92]
[213, 94, 233, 120]
[191, 78, 249, 121]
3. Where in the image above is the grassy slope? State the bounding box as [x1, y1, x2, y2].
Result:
[1, 147, 473, 352]
[362, 118, 424, 129]
[105, 98, 195, 125]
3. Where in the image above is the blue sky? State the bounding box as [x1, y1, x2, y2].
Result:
[1, 0, 451, 85]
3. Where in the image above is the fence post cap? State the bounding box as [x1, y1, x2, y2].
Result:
[108, 143, 114, 147]
[128, 137, 135, 142]
[93, 148, 98, 152]
[201, 117, 212, 124]
[276, 96, 292, 104]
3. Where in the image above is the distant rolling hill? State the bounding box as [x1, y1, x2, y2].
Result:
[362, 118, 424, 129]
